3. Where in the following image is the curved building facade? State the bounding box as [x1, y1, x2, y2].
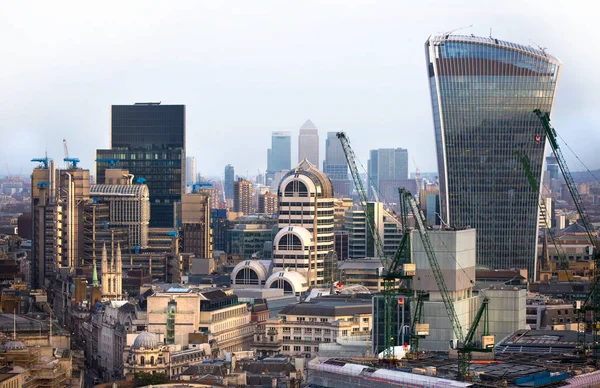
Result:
[425, 34, 561, 276]
[275, 160, 336, 286]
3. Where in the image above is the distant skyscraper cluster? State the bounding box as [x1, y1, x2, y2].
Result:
[425, 34, 561, 275]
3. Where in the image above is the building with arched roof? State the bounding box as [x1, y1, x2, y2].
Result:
[275, 160, 336, 287]
[265, 270, 309, 296]
[231, 260, 273, 286]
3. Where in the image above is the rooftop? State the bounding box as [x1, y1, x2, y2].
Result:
[279, 299, 371, 318]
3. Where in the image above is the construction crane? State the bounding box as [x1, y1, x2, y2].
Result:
[517, 152, 569, 270]
[31, 157, 53, 170]
[401, 189, 492, 379]
[95, 158, 121, 167]
[535, 109, 600, 359]
[62, 139, 80, 168]
[337, 132, 415, 361]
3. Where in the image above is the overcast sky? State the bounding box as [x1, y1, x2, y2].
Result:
[1, 0, 598, 180]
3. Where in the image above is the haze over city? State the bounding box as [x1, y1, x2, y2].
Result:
[1, 0, 599, 176]
[3, 2, 600, 387]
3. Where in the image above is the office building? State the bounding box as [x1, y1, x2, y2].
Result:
[89, 178, 150, 250]
[425, 34, 561, 275]
[420, 186, 441, 227]
[186, 156, 197, 186]
[227, 214, 278, 259]
[274, 160, 336, 287]
[323, 132, 351, 197]
[258, 191, 278, 214]
[266, 131, 292, 180]
[298, 120, 319, 166]
[30, 161, 91, 288]
[179, 193, 212, 259]
[234, 178, 253, 215]
[224, 164, 235, 201]
[30, 160, 60, 289]
[147, 288, 254, 352]
[367, 148, 408, 203]
[260, 297, 372, 358]
[210, 209, 228, 252]
[96, 103, 185, 228]
[344, 202, 402, 259]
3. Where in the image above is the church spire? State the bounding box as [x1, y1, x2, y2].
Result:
[92, 258, 99, 287]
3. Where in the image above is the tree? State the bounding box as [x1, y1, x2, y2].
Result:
[133, 372, 169, 387]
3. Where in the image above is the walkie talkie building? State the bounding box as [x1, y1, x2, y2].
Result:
[425, 34, 561, 277]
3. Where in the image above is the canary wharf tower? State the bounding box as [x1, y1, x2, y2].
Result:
[425, 34, 561, 277]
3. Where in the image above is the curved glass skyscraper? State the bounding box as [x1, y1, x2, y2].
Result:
[425, 35, 561, 277]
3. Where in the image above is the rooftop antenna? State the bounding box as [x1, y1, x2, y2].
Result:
[529, 39, 547, 54]
[443, 24, 473, 38]
[489, 28, 492, 39]
[13, 309, 16, 340]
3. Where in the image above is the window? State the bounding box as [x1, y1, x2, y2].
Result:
[283, 336, 290, 340]
[294, 336, 301, 341]
[362, 318, 369, 323]
[283, 346, 290, 351]
[315, 328, 322, 334]
[305, 346, 311, 352]
[314, 347, 319, 353]
[309, 318, 317, 322]
[342, 330, 348, 336]
[324, 338, 331, 342]
[283, 327, 290, 333]
[320, 318, 328, 322]
[305, 328, 312, 333]
[304, 337, 312, 341]
[297, 317, 306, 321]
[294, 346, 301, 352]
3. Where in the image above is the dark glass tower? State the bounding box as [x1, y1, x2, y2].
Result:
[224, 164, 234, 200]
[425, 35, 561, 276]
[96, 103, 185, 228]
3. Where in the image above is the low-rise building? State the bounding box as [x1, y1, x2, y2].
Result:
[123, 331, 211, 378]
[147, 287, 254, 355]
[256, 298, 372, 358]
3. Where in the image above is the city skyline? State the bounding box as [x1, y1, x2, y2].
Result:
[2, 2, 598, 178]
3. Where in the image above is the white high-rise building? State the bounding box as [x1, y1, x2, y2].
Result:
[186, 156, 197, 186]
[273, 160, 335, 287]
[298, 120, 319, 167]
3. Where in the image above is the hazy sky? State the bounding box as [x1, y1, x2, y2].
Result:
[1, 1, 599, 179]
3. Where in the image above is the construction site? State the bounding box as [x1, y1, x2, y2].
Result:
[312, 104, 600, 387]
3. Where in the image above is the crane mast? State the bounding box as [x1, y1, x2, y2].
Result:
[534, 109, 600, 359]
[337, 132, 411, 361]
[402, 191, 464, 342]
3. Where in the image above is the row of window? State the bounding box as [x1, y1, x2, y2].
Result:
[282, 345, 319, 352]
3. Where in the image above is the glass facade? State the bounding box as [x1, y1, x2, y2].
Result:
[323, 132, 351, 197]
[224, 165, 234, 200]
[97, 103, 186, 228]
[367, 148, 409, 201]
[425, 35, 561, 276]
[267, 131, 292, 173]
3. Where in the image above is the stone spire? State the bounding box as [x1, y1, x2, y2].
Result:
[92, 258, 99, 287]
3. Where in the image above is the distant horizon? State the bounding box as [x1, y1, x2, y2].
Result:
[1, 2, 599, 177]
